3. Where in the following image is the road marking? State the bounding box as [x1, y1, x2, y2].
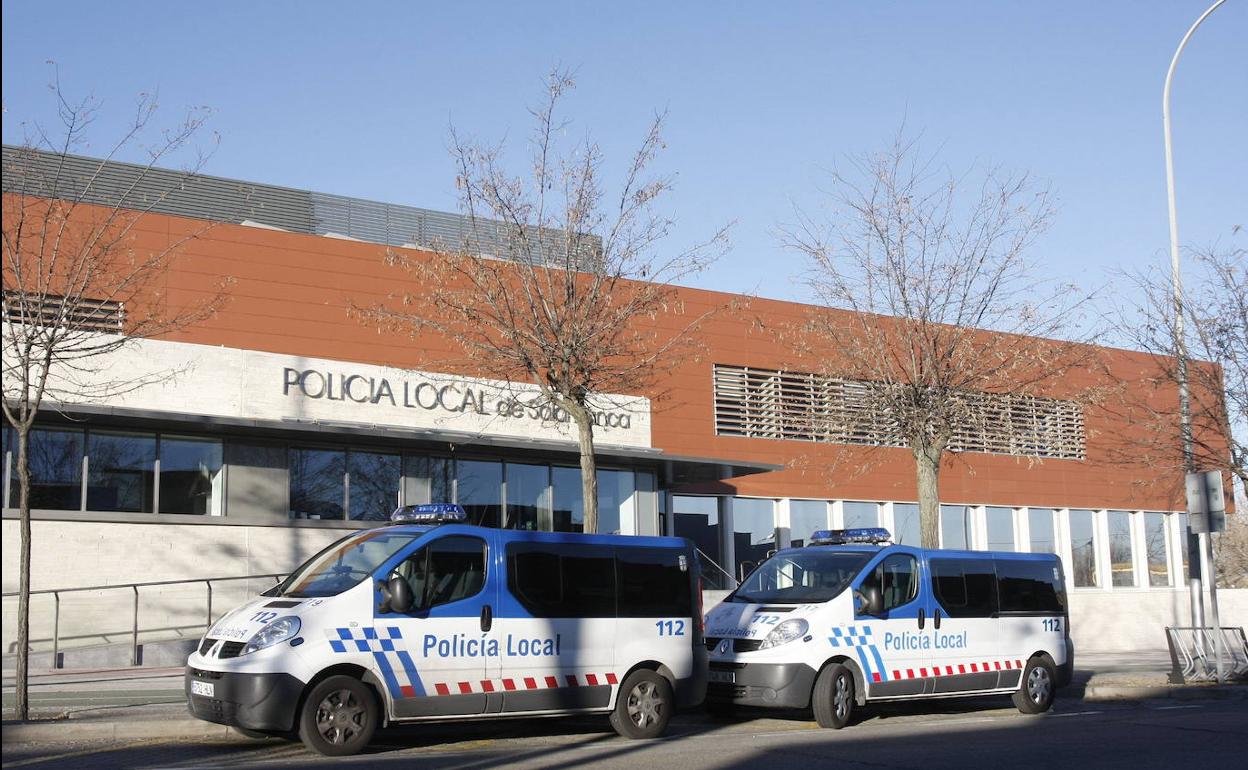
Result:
[1154, 704, 1203, 710]
[1047, 710, 1102, 718]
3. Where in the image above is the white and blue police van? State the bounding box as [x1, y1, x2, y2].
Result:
[185, 504, 707, 755]
[703, 528, 1073, 727]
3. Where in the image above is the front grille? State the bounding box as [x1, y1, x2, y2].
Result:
[217, 641, 246, 659]
[705, 637, 765, 653]
[189, 667, 224, 680]
[198, 638, 215, 656]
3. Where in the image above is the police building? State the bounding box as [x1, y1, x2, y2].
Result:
[1, 148, 1240, 664]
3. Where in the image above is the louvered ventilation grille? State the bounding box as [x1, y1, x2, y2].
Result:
[3, 292, 124, 333]
[712, 364, 1085, 460]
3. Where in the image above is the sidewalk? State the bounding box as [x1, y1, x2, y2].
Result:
[2, 652, 1243, 745]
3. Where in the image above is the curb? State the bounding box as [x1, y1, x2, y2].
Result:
[2, 715, 243, 745]
[1083, 683, 1247, 702]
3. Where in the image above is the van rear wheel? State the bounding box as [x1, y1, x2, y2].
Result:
[812, 663, 855, 729]
[609, 670, 674, 739]
[297, 675, 378, 756]
[1013, 656, 1056, 714]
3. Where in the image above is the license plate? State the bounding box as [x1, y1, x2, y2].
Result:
[708, 670, 735, 684]
[191, 680, 215, 698]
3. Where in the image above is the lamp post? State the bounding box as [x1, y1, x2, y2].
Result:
[1163, 0, 1225, 673]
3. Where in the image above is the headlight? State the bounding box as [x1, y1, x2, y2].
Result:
[242, 616, 301, 655]
[759, 618, 808, 649]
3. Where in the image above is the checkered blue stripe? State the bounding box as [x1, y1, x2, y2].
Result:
[328, 626, 402, 653]
[828, 625, 889, 683]
[828, 625, 873, 648]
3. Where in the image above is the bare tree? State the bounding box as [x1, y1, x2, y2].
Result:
[2, 77, 225, 719]
[782, 133, 1092, 547]
[358, 71, 726, 533]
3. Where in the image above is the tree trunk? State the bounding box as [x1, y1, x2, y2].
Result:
[567, 403, 599, 534]
[15, 425, 32, 720]
[914, 442, 942, 548]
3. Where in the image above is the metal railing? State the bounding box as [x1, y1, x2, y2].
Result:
[696, 549, 738, 591]
[2, 573, 284, 668]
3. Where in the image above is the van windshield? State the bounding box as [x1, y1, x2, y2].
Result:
[730, 550, 873, 604]
[278, 530, 422, 598]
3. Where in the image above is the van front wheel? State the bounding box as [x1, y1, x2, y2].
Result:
[812, 663, 855, 729]
[609, 670, 674, 739]
[297, 675, 378, 756]
[1013, 657, 1056, 714]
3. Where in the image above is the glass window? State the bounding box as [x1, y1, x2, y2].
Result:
[551, 466, 584, 533]
[931, 558, 998, 617]
[87, 431, 155, 512]
[506, 463, 550, 531]
[597, 469, 635, 535]
[394, 536, 487, 610]
[616, 547, 693, 617]
[997, 558, 1066, 613]
[1178, 513, 1191, 579]
[862, 554, 918, 612]
[278, 530, 419, 598]
[402, 456, 452, 506]
[986, 507, 1015, 551]
[732, 498, 775, 581]
[1029, 508, 1057, 554]
[457, 459, 502, 528]
[348, 451, 400, 521]
[9, 428, 83, 510]
[1108, 511, 1135, 587]
[730, 549, 872, 604]
[789, 500, 829, 548]
[940, 504, 971, 550]
[507, 543, 616, 618]
[289, 448, 345, 519]
[158, 436, 223, 515]
[842, 501, 877, 529]
[1069, 509, 1098, 588]
[892, 503, 921, 546]
[1144, 513, 1171, 587]
[674, 496, 724, 586]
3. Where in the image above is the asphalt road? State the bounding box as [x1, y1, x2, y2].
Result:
[4, 696, 1246, 770]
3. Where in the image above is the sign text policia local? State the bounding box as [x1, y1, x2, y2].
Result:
[281, 367, 634, 430]
[34, 337, 652, 449]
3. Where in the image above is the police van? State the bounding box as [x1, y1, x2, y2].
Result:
[186, 505, 707, 755]
[703, 528, 1072, 727]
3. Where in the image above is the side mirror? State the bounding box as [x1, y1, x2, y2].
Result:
[861, 584, 884, 617]
[388, 575, 414, 614]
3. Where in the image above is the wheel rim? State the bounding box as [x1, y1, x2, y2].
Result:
[1027, 666, 1051, 705]
[833, 672, 852, 720]
[626, 680, 663, 729]
[315, 688, 367, 745]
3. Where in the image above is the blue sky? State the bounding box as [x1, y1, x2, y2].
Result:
[2, 1, 1244, 309]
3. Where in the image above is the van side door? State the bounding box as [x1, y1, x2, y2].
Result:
[851, 549, 930, 697]
[927, 556, 1003, 693]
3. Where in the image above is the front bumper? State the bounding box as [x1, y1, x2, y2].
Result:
[705, 661, 817, 709]
[185, 666, 305, 733]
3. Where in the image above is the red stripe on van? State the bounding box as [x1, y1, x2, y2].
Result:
[458, 682, 472, 694]
[546, 676, 559, 688]
[566, 675, 579, 687]
[872, 672, 881, 683]
[435, 683, 450, 696]
[524, 677, 537, 690]
[480, 680, 494, 693]
[502, 679, 516, 691]
[606, 673, 618, 685]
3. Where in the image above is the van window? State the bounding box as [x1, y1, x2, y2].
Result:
[394, 536, 487, 609]
[930, 558, 998, 617]
[617, 548, 691, 617]
[281, 531, 420, 598]
[996, 559, 1065, 614]
[508, 543, 616, 618]
[730, 550, 872, 604]
[861, 554, 918, 611]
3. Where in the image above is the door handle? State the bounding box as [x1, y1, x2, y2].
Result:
[934, 608, 942, 630]
[480, 604, 493, 633]
[918, 608, 925, 630]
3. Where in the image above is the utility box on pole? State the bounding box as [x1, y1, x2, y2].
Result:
[1185, 470, 1227, 533]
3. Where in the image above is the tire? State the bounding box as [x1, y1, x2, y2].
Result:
[609, 670, 674, 739]
[812, 663, 855, 729]
[1013, 656, 1057, 714]
[297, 675, 379, 756]
[232, 726, 274, 740]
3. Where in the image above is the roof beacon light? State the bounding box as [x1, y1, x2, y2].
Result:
[807, 528, 892, 546]
[390, 503, 468, 525]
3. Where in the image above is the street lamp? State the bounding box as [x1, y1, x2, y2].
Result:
[1162, 0, 1225, 660]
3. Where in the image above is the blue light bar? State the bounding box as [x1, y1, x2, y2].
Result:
[390, 503, 468, 525]
[808, 527, 892, 546]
